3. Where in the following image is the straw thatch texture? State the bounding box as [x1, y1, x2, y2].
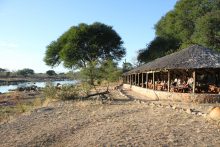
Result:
[124, 45, 220, 75]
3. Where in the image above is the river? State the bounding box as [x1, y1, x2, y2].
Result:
[0, 80, 77, 93]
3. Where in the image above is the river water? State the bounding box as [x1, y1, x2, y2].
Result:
[0, 80, 77, 93]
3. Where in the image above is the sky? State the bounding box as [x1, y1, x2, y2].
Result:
[0, 0, 178, 73]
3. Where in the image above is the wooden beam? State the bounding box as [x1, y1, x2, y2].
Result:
[153, 72, 155, 90]
[129, 75, 131, 85]
[135, 74, 137, 86]
[138, 73, 140, 86]
[146, 73, 148, 88]
[127, 75, 129, 84]
[168, 70, 170, 92]
[142, 73, 144, 87]
[193, 70, 196, 93]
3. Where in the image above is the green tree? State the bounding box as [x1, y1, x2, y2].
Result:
[138, 0, 220, 64]
[17, 68, 34, 77]
[122, 61, 133, 73]
[192, 10, 220, 51]
[44, 22, 125, 85]
[137, 37, 180, 63]
[156, 0, 219, 46]
[0, 68, 6, 72]
[46, 70, 57, 76]
[99, 60, 121, 91]
[79, 60, 100, 85]
[0, 68, 10, 77]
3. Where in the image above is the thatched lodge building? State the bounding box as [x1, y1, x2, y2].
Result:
[122, 45, 220, 103]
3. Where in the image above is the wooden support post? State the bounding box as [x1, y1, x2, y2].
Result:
[142, 73, 144, 87]
[193, 70, 196, 93]
[138, 73, 140, 87]
[135, 74, 137, 86]
[146, 73, 148, 88]
[168, 70, 170, 92]
[132, 74, 133, 85]
[153, 72, 155, 90]
[128, 75, 131, 84]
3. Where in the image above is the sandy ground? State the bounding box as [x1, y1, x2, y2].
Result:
[0, 89, 220, 147]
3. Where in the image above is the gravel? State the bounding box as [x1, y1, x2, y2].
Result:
[0, 90, 220, 146]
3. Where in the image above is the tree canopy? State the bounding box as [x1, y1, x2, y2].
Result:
[44, 22, 125, 86]
[137, 37, 180, 63]
[137, 0, 220, 63]
[44, 22, 125, 69]
[17, 68, 34, 77]
[192, 10, 220, 52]
[122, 61, 133, 73]
[0, 68, 6, 72]
[46, 70, 57, 76]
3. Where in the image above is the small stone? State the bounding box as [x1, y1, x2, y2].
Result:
[150, 103, 155, 106]
[157, 104, 162, 107]
[172, 106, 176, 110]
[202, 113, 207, 117]
[191, 112, 197, 115]
[197, 112, 203, 116]
[186, 108, 193, 114]
[165, 106, 169, 108]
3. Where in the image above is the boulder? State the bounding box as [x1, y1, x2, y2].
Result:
[17, 85, 38, 91]
[208, 107, 220, 121]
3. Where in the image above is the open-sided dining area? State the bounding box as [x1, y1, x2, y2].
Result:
[123, 68, 220, 94]
[122, 45, 220, 103]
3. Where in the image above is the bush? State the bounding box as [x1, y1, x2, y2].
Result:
[43, 83, 57, 99]
[43, 83, 87, 100]
[55, 85, 79, 100]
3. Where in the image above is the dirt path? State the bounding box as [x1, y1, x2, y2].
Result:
[0, 90, 220, 146]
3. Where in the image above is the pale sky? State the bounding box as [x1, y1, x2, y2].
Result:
[0, 0, 178, 73]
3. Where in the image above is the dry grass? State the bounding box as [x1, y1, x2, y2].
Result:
[1, 87, 220, 146]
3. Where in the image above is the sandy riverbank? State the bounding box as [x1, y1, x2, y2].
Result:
[0, 89, 220, 146]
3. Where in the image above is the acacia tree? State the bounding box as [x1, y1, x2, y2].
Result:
[0, 68, 6, 72]
[137, 37, 180, 63]
[99, 60, 122, 91]
[44, 22, 125, 85]
[192, 10, 220, 52]
[137, 0, 220, 64]
[46, 70, 57, 76]
[122, 62, 133, 73]
[17, 68, 34, 77]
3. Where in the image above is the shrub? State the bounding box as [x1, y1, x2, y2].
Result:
[43, 82, 57, 99]
[55, 85, 79, 100]
[33, 97, 42, 107]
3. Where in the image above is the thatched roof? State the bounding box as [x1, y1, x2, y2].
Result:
[124, 45, 220, 75]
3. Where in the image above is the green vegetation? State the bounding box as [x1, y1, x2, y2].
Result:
[138, 0, 220, 63]
[0, 94, 44, 122]
[122, 61, 133, 73]
[44, 22, 125, 90]
[43, 83, 90, 100]
[99, 60, 122, 91]
[0, 68, 11, 78]
[17, 68, 34, 77]
[46, 70, 57, 76]
[192, 10, 220, 51]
